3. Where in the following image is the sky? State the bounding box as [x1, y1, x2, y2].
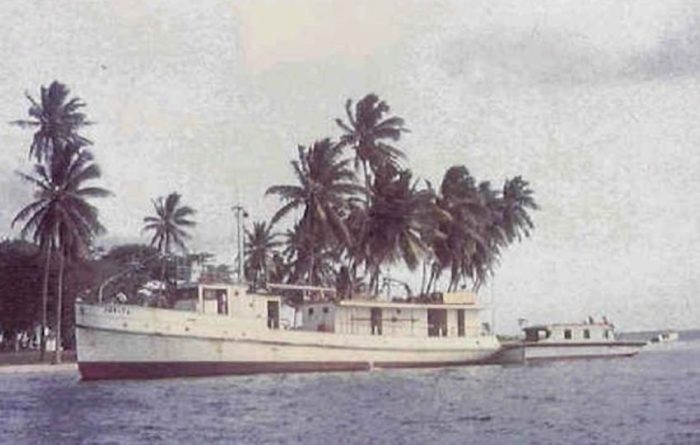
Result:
[1, 0, 699, 333]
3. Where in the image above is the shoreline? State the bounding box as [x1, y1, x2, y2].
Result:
[0, 362, 77, 374]
[0, 350, 76, 366]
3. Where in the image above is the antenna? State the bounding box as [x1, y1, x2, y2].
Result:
[232, 203, 248, 284]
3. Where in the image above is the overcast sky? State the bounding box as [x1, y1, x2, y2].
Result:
[1, 0, 699, 333]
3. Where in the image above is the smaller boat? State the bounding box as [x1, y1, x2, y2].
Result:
[496, 319, 645, 364]
[649, 330, 679, 343]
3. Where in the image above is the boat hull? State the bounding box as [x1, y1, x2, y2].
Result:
[495, 341, 646, 364]
[75, 303, 500, 380]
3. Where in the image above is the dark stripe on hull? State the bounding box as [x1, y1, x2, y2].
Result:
[522, 341, 646, 348]
[374, 358, 491, 369]
[79, 361, 371, 381]
[526, 352, 639, 362]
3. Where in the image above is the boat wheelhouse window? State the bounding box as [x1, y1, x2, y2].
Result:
[604, 330, 611, 339]
[457, 309, 465, 337]
[564, 329, 572, 340]
[267, 301, 280, 330]
[583, 329, 590, 339]
[203, 288, 228, 315]
[427, 309, 448, 337]
[525, 329, 539, 341]
[217, 293, 228, 315]
[371, 308, 382, 335]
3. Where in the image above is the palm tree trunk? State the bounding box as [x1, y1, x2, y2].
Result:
[349, 261, 357, 299]
[307, 223, 316, 286]
[39, 244, 51, 362]
[308, 252, 316, 286]
[362, 160, 371, 205]
[370, 265, 381, 297]
[159, 256, 167, 307]
[426, 264, 436, 296]
[54, 250, 65, 364]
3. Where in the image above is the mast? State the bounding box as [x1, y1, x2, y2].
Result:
[232, 204, 248, 284]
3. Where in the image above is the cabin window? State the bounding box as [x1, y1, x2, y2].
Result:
[323, 307, 329, 314]
[204, 288, 228, 315]
[525, 329, 539, 341]
[428, 309, 448, 337]
[583, 329, 590, 339]
[604, 330, 611, 339]
[564, 329, 572, 340]
[371, 308, 382, 335]
[457, 309, 465, 337]
[267, 301, 280, 329]
[308, 308, 314, 316]
[217, 293, 228, 315]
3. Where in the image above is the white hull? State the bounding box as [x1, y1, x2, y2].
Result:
[75, 303, 500, 379]
[651, 332, 679, 343]
[495, 341, 645, 364]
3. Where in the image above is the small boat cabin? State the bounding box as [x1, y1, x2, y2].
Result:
[523, 322, 616, 343]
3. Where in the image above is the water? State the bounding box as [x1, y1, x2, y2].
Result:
[1, 339, 699, 445]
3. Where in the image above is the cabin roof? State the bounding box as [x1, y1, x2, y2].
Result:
[524, 323, 612, 331]
[338, 299, 481, 310]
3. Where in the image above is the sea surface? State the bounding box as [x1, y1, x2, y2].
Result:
[1, 336, 699, 445]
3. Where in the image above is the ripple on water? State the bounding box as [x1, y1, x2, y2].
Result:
[1, 339, 699, 444]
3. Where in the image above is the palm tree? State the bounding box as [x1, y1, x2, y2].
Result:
[244, 221, 281, 289]
[142, 193, 196, 304]
[11, 81, 91, 162]
[280, 222, 340, 287]
[335, 93, 408, 192]
[13, 148, 110, 362]
[499, 176, 538, 243]
[465, 177, 537, 290]
[429, 166, 493, 292]
[426, 168, 538, 292]
[266, 139, 363, 285]
[11, 81, 93, 361]
[357, 166, 438, 294]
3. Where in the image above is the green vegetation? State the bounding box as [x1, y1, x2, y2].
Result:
[10, 82, 109, 363]
[264, 93, 538, 297]
[1, 85, 537, 356]
[142, 192, 196, 306]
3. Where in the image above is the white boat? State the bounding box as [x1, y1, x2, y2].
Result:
[75, 283, 501, 380]
[650, 330, 679, 343]
[497, 321, 645, 364]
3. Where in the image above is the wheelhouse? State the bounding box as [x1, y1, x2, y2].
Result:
[171, 284, 489, 340]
